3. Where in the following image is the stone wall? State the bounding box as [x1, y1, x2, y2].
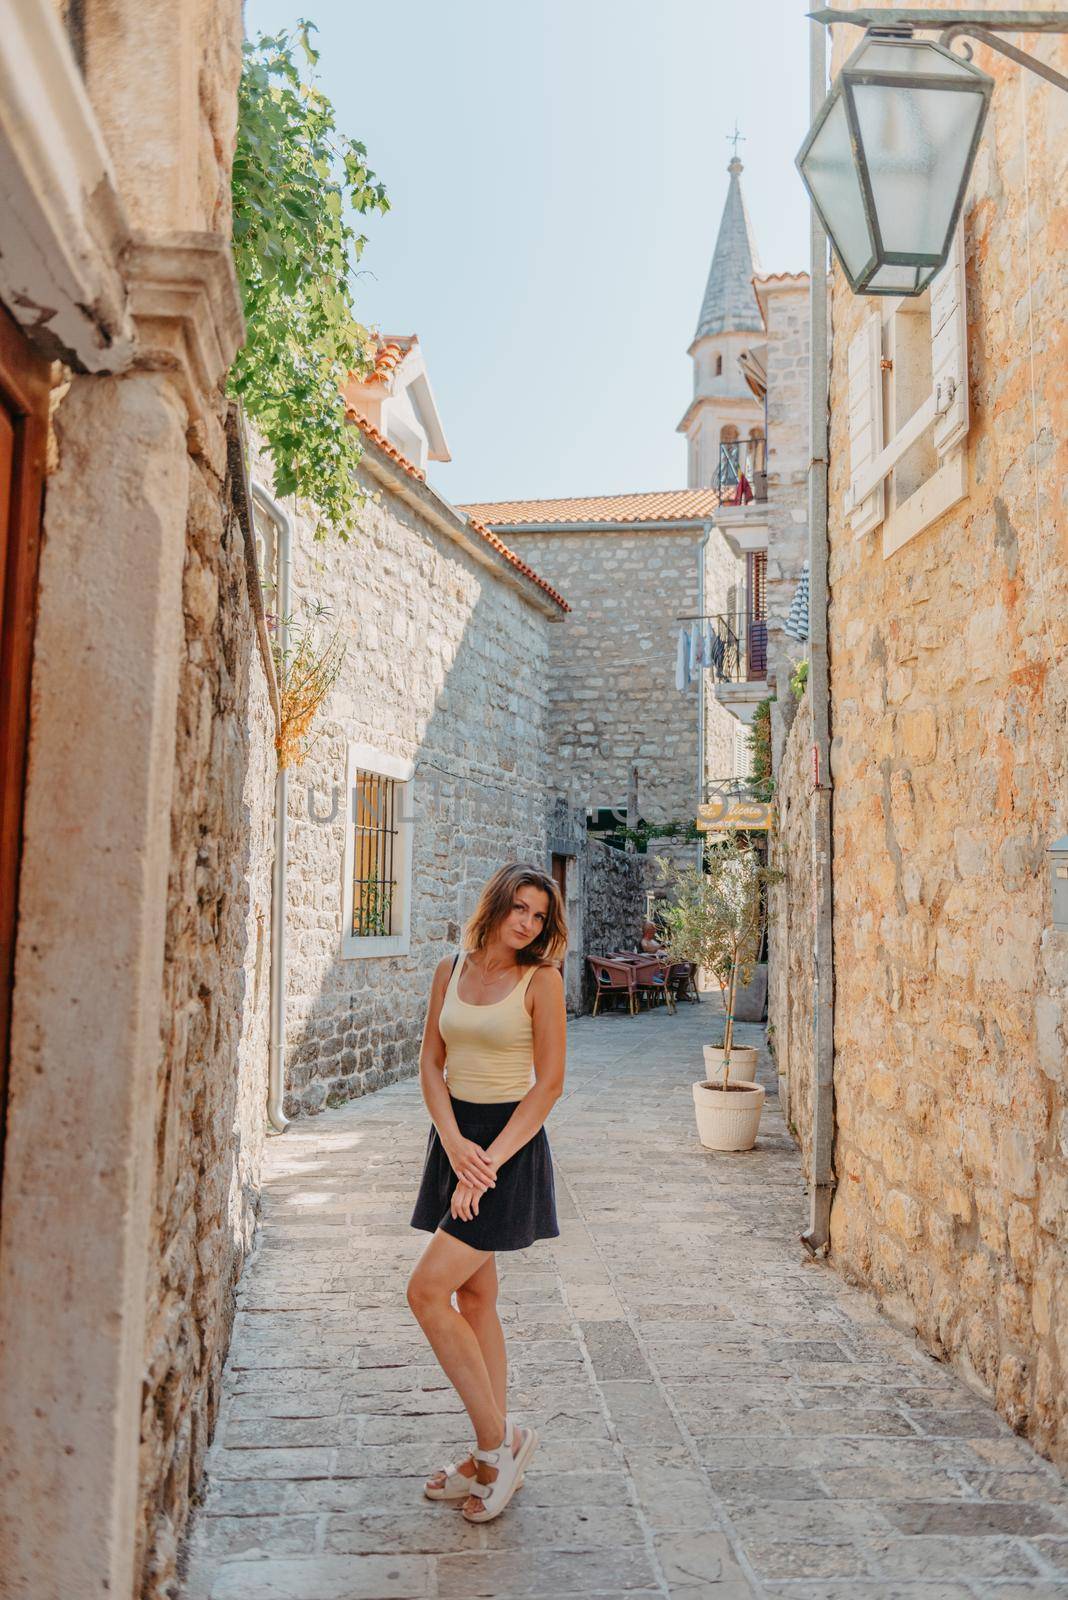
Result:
[0, 4, 257, 1596]
[824, 10, 1068, 1465]
[582, 837, 647, 990]
[276, 448, 558, 1116]
[137, 448, 276, 1595]
[760, 280, 811, 773]
[767, 691, 814, 1169]
[504, 527, 709, 881]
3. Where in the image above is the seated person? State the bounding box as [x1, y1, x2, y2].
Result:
[639, 920, 667, 955]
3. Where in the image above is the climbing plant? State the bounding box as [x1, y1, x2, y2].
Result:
[231, 21, 389, 536]
[789, 659, 809, 701]
[747, 697, 774, 803]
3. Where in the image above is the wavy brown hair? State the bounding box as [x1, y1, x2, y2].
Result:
[464, 862, 568, 967]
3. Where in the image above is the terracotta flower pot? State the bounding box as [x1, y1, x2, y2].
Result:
[703, 1044, 759, 1084]
[692, 1079, 765, 1151]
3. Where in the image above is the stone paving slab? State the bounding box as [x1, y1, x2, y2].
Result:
[180, 1002, 1068, 1599]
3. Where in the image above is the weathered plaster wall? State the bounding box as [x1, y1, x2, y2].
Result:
[768, 692, 814, 1169]
[825, 11, 1068, 1463]
[276, 455, 557, 1117]
[0, 3, 254, 1594]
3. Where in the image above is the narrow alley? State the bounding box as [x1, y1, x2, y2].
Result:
[181, 1006, 1068, 1600]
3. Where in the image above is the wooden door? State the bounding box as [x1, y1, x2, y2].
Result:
[0, 308, 51, 1194]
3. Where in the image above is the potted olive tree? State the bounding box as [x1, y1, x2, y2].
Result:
[656, 837, 781, 1151]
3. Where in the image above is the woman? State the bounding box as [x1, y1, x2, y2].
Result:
[407, 862, 567, 1524]
[639, 919, 667, 955]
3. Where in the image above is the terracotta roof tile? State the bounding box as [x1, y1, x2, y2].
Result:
[361, 334, 419, 387]
[463, 514, 570, 612]
[346, 411, 569, 612]
[347, 409, 427, 481]
[456, 488, 721, 527]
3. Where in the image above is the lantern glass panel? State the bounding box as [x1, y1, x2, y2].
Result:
[851, 38, 977, 78]
[799, 91, 872, 280]
[866, 262, 938, 293]
[851, 79, 986, 258]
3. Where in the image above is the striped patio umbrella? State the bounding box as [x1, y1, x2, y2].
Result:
[783, 560, 809, 643]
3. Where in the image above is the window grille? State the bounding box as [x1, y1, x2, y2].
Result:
[351, 769, 399, 938]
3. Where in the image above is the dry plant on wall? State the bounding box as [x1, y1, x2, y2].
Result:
[655, 836, 782, 1086]
[274, 601, 345, 769]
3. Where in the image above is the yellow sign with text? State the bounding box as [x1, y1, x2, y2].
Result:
[697, 799, 774, 832]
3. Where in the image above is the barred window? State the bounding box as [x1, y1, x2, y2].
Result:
[342, 745, 414, 959]
[352, 769, 398, 937]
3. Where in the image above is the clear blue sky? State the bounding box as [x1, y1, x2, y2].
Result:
[247, 0, 815, 505]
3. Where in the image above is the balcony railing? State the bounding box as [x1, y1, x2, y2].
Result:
[716, 437, 767, 505]
[706, 611, 768, 684]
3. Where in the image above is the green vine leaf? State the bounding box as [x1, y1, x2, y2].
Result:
[231, 20, 389, 538]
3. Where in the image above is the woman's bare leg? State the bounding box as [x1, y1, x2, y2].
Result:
[456, 1254, 507, 1413]
[424, 1253, 507, 1492]
[406, 1231, 504, 1451]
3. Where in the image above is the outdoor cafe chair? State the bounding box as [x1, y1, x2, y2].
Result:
[631, 955, 676, 1014]
[668, 960, 700, 1004]
[587, 956, 639, 1016]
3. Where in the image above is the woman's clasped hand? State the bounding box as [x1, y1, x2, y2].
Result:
[445, 1135, 498, 1194]
[450, 1181, 483, 1222]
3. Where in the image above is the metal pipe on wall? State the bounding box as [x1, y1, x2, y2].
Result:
[251, 480, 292, 1135]
[802, 14, 836, 1254]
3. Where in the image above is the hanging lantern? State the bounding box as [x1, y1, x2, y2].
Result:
[796, 30, 992, 295]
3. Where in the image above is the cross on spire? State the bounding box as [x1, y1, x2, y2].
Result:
[726, 122, 745, 162]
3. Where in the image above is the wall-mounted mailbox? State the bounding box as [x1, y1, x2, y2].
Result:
[1051, 835, 1068, 932]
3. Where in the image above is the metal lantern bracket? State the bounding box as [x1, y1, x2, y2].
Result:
[809, 10, 1068, 95]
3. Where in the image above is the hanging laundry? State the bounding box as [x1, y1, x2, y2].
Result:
[675, 627, 690, 692]
[708, 632, 725, 677]
[693, 627, 705, 669]
[703, 620, 715, 665]
[688, 624, 700, 675]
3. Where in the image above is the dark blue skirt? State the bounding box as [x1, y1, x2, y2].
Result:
[410, 1096, 559, 1253]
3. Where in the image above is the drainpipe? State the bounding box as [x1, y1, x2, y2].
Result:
[252, 481, 292, 1135]
[802, 14, 835, 1254]
[696, 524, 711, 865]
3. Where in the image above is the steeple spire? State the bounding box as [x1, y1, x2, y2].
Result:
[694, 155, 762, 341]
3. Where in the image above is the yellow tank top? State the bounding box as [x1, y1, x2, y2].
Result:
[440, 952, 537, 1104]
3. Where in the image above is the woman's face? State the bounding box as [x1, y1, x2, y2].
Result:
[498, 883, 551, 951]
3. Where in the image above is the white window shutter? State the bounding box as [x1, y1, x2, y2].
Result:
[847, 312, 885, 537]
[930, 222, 969, 457]
[734, 722, 751, 779]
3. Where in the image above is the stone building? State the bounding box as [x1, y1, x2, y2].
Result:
[260, 340, 573, 1117]
[711, 273, 812, 752]
[458, 487, 725, 881]
[776, 20, 1068, 1466]
[0, 3, 278, 1596]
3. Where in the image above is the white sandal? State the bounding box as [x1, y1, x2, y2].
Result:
[424, 1415, 525, 1501]
[423, 1454, 477, 1501]
[461, 1422, 538, 1523]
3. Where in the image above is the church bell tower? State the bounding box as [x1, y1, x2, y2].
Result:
[677, 154, 765, 490]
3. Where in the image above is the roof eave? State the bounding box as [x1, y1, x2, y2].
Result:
[477, 517, 717, 535]
[353, 429, 569, 616]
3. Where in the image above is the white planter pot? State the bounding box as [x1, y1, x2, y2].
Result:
[703, 1044, 759, 1084]
[692, 1080, 765, 1152]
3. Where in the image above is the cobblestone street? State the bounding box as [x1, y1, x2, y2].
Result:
[181, 1004, 1068, 1600]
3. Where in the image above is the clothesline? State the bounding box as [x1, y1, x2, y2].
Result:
[675, 618, 726, 691]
